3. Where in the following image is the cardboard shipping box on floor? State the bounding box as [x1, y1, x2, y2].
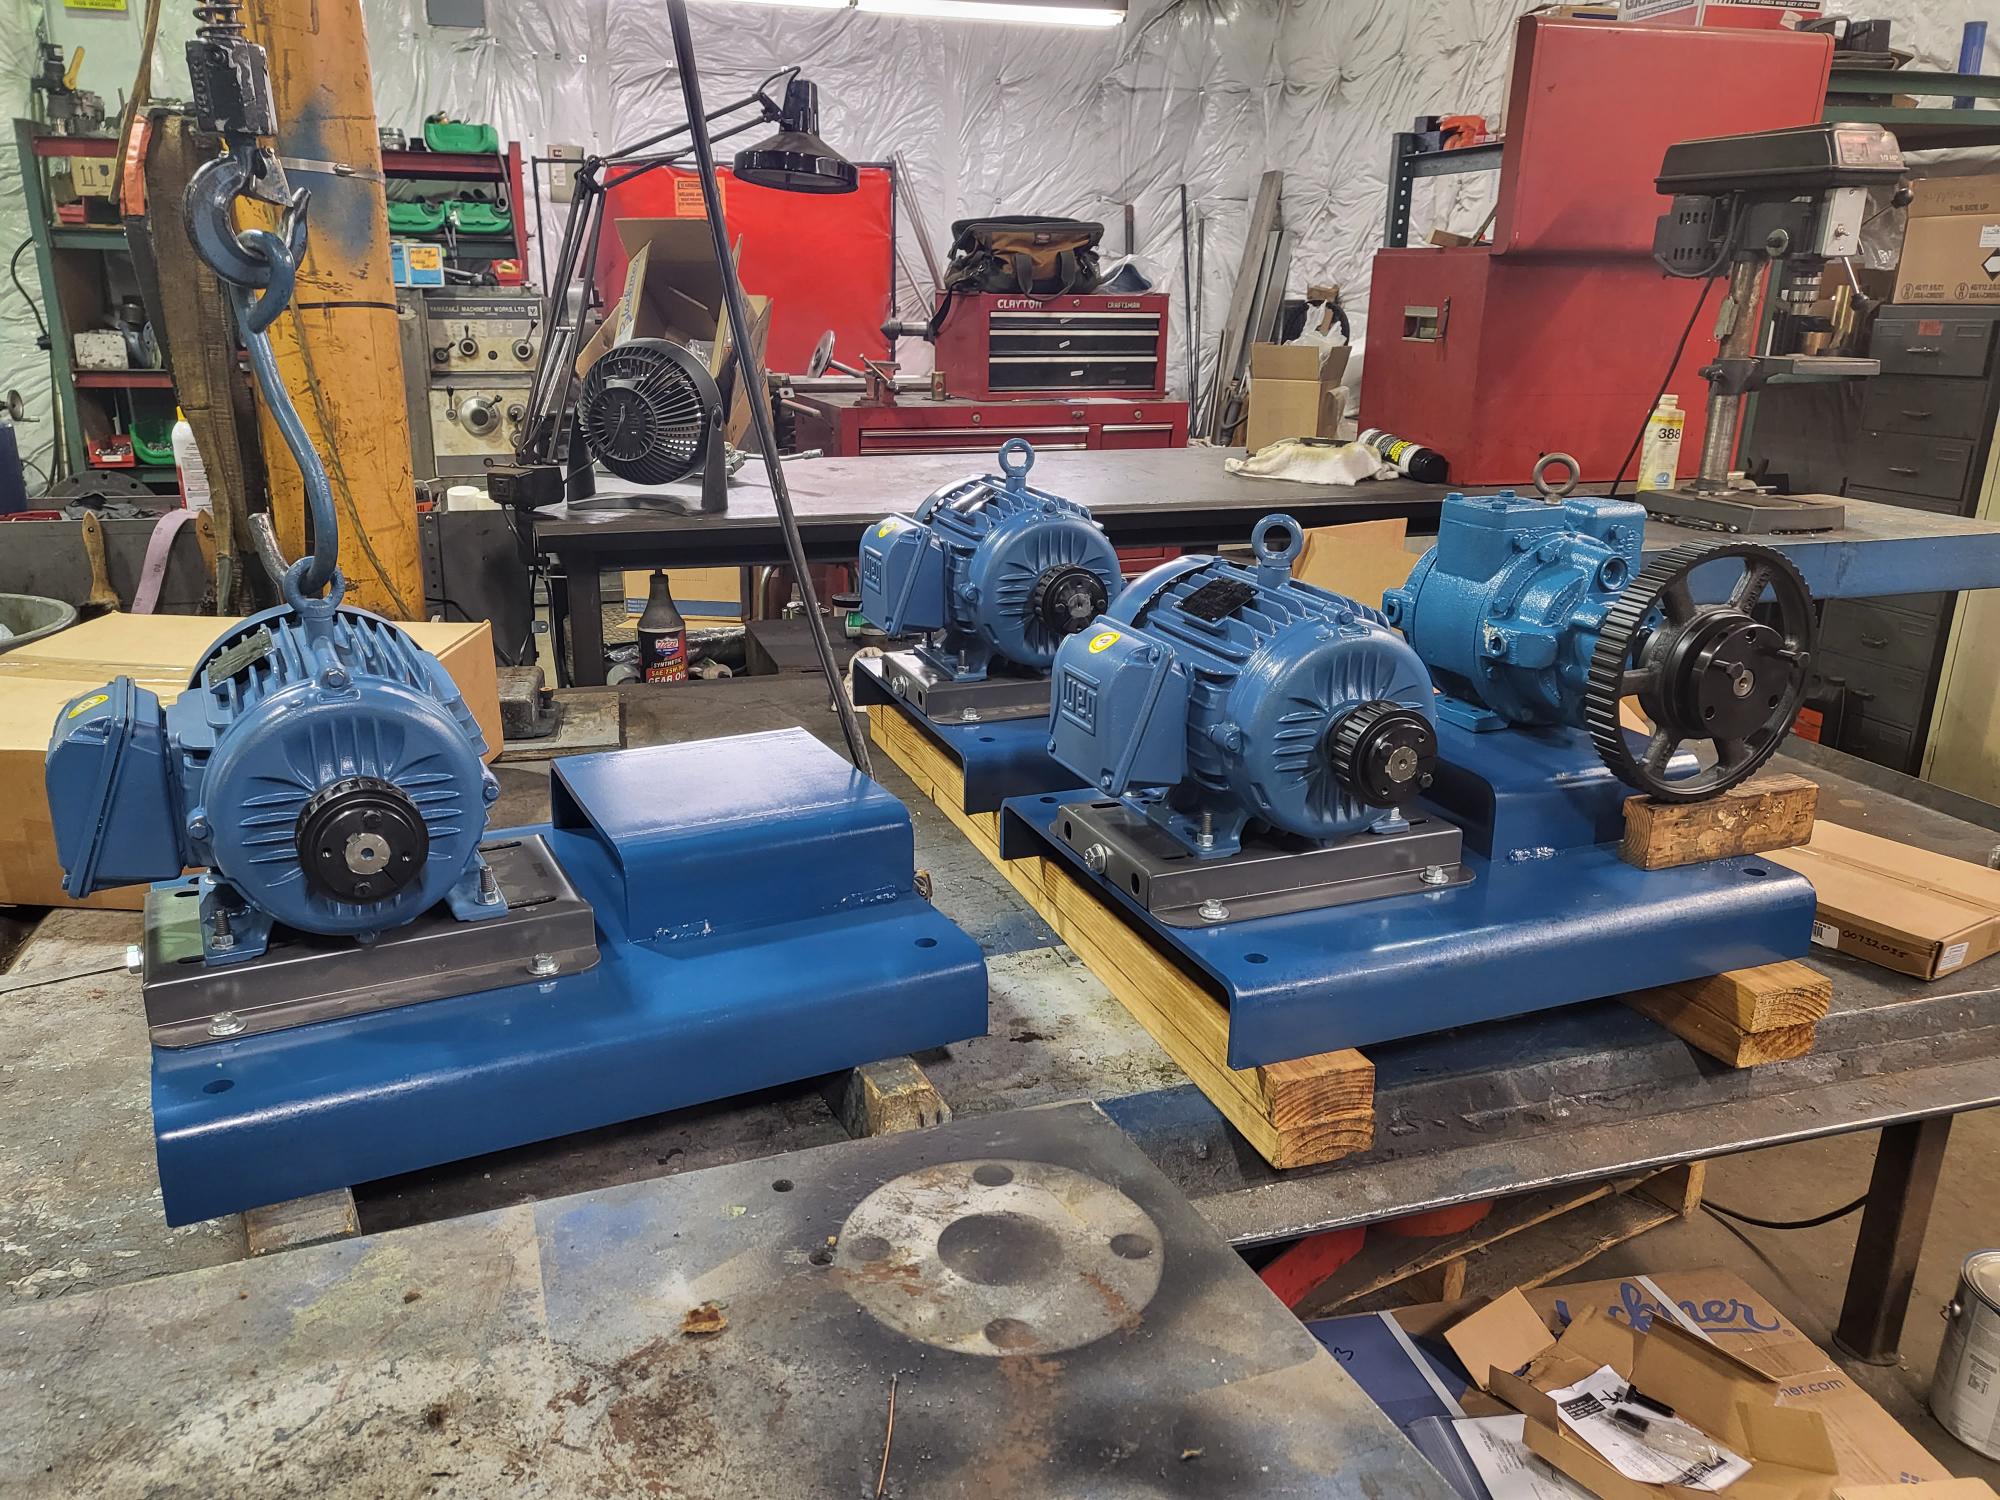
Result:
[1893, 174, 2000, 307]
[1244, 342, 1351, 453]
[0, 613, 501, 911]
[1765, 820, 2000, 979]
[1309, 1267, 1951, 1489]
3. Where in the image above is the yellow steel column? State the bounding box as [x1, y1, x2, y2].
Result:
[243, 0, 420, 617]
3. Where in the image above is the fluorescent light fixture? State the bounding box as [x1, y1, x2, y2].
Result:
[860, 0, 1124, 22]
[705, 0, 1124, 22]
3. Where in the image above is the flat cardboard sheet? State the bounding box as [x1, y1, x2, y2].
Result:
[1292, 516, 1421, 609]
[1764, 820, 2000, 979]
[0, 613, 499, 910]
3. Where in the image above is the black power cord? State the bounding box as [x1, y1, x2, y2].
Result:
[1703, 1193, 1868, 1231]
[1608, 277, 1717, 498]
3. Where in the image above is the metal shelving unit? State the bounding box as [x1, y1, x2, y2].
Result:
[382, 141, 530, 273]
[1824, 67, 2000, 151]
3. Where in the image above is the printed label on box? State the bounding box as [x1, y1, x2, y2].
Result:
[1980, 225, 2000, 250]
[1811, 920, 1841, 948]
[1940, 940, 1970, 972]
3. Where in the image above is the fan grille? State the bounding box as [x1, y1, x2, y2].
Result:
[579, 339, 716, 485]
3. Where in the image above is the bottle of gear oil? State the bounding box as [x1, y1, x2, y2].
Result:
[1358, 428, 1449, 484]
[637, 570, 689, 683]
[1636, 394, 1685, 493]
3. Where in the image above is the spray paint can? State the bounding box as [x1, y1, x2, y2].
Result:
[637, 570, 688, 684]
[1359, 428, 1449, 484]
[1932, 1249, 2000, 1457]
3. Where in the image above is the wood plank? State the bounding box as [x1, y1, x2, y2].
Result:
[1458, 1193, 1680, 1302]
[835, 1057, 952, 1137]
[1404, 1258, 1468, 1305]
[1621, 985, 1819, 1067]
[1619, 773, 1817, 871]
[1634, 1160, 1706, 1220]
[869, 706, 1374, 1170]
[1644, 960, 1830, 1033]
[243, 1189, 360, 1257]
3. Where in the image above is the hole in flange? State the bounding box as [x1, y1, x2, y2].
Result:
[177, 955, 203, 966]
[1039, 795, 1057, 803]
[1742, 866, 1769, 879]
[202, 1078, 234, 1095]
[915, 937, 937, 948]
[772, 1178, 794, 1193]
[1703, 706, 1716, 720]
[1091, 801, 1117, 810]
[1109, 1233, 1153, 1261]
[173, 888, 198, 899]
[808, 1247, 833, 1267]
[1768, 694, 1780, 708]
[1129, 874, 1140, 894]
[972, 1163, 1013, 1187]
[1245, 952, 1268, 964]
[1062, 821, 1073, 838]
[978, 735, 996, 743]
[984, 1317, 1037, 1350]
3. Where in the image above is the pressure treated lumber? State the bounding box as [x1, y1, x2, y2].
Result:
[1619, 773, 1817, 870]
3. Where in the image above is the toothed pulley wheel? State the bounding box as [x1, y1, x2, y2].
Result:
[1582, 543, 1814, 802]
[1328, 700, 1438, 808]
[1028, 564, 1109, 637]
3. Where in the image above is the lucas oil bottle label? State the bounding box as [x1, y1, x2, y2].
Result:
[641, 627, 689, 683]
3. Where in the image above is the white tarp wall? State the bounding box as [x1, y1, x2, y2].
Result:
[1, 0, 1996, 483]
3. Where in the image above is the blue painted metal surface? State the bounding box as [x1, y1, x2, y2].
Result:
[1385, 491, 1645, 729]
[917, 709, 1086, 814]
[46, 591, 502, 965]
[150, 728, 987, 1224]
[858, 438, 1122, 682]
[1002, 724, 1814, 1067]
[1047, 515, 1437, 858]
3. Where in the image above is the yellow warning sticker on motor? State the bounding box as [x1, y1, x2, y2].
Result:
[1087, 630, 1121, 654]
[876, 520, 899, 538]
[66, 692, 109, 719]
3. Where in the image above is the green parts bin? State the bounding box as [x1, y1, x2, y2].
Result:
[388, 200, 448, 234]
[422, 117, 500, 155]
[448, 200, 512, 237]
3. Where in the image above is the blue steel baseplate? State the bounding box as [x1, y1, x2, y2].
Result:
[874, 694, 1085, 813]
[999, 787, 1816, 1070]
[150, 729, 988, 1225]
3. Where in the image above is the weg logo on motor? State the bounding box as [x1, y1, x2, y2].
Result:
[1058, 670, 1098, 734]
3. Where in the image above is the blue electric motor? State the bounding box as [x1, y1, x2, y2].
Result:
[1047, 515, 1440, 858]
[859, 439, 1122, 680]
[1383, 491, 1817, 801]
[47, 577, 504, 964]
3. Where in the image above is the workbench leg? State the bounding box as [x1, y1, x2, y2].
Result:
[1834, 1114, 1953, 1366]
[566, 555, 608, 688]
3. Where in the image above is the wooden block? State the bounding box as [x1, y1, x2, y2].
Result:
[838, 1057, 952, 1137]
[1661, 961, 1831, 1032]
[1635, 1160, 1706, 1220]
[1623, 984, 1818, 1066]
[243, 1188, 360, 1256]
[1404, 1258, 1469, 1305]
[870, 702, 1375, 1170]
[1619, 773, 1817, 871]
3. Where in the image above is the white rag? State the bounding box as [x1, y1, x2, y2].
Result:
[1225, 438, 1391, 486]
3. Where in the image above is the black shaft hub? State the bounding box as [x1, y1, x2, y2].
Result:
[1582, 542, 1815, 802]
[295, 775, 430, 904]
[1029, 564, 1109, 638]
[1328, 700, 1438, 808]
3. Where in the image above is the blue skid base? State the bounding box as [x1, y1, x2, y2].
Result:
[999, 724, 1816, 1069]
[886, 698, 1084, 814]
[151, 729, 987, 1225]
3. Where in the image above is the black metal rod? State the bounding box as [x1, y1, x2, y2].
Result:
[663, 0, 872, 776]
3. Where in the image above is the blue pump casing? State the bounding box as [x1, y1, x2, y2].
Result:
[858, 439, 1122, 680]
[46, 588, 502, 964]
[1383, 491, 1647, 730]
[1047, 515, 1438, 858]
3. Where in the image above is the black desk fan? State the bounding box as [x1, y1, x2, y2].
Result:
[577, 337, 727, 508]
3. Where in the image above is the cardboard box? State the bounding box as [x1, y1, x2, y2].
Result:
[0, 613, 500, 910]
[1308, 1268, 1951, 1489]
[70, 157, 116, 199]
[1244, 342, 1350, 453]
[1894, 175, 2000, 306]
[1292, 517, 1422, 609]
[622, 566, 743, 625]
[1764, 820, 2000, 979]
[581, 218, 773, 447]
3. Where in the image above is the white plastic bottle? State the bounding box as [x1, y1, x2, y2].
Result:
[1635, 394, 1684, 494]
[172, 408, 212, 513]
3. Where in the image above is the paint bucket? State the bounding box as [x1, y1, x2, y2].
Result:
[1930, 1249, 2000, 1457]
